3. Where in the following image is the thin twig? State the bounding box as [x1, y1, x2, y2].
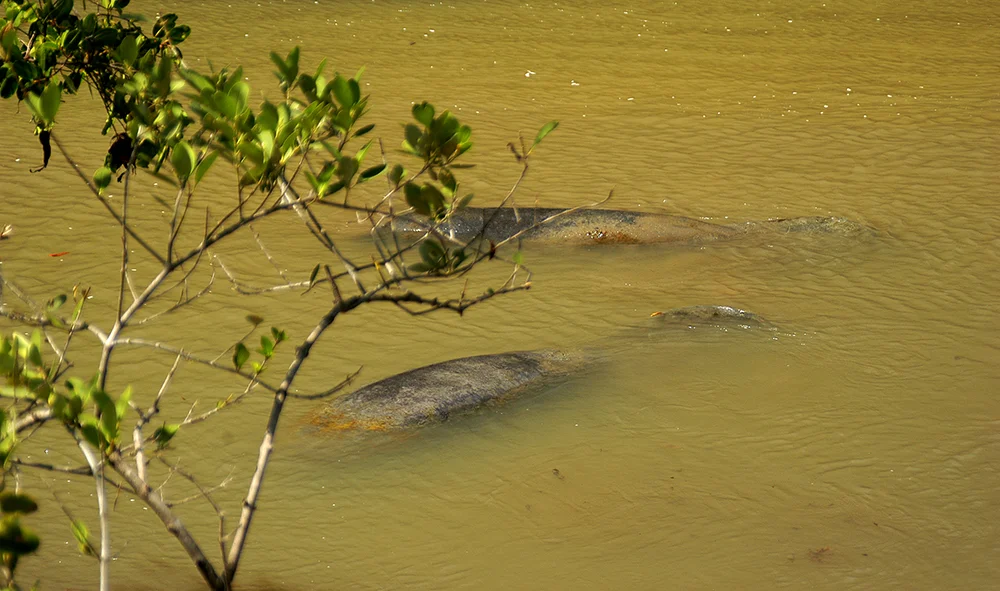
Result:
[286, 365, 362, 400]
[112, 338, 280, 393]
[133, 353, 183, 482]
[250, 224, 289, 282]
[154, 456, 231, 581]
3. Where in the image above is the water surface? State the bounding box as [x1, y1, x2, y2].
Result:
[1, 1, 997, 589]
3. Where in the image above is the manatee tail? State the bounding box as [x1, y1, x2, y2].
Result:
[741, 216, 874, 237]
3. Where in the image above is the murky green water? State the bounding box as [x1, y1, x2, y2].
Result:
[1, 0, 997, 589]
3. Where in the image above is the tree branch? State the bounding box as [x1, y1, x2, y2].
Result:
[109, 454, 226, 590]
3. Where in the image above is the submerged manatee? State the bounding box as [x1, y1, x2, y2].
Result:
[309, 350, 585, 431]
[649, 305, 772, 330]
[388, 206, 870, 245]
[309, 306, 773, 432]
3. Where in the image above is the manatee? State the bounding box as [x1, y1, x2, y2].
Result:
[308, 349, 585, 432]
[308, 305, 774, 432]
[387, 206, 870, 245]
[649, 305, 772, 330]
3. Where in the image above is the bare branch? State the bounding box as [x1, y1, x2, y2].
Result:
[117, 149, 136, 323]
[75, 438, 111, 591]
[179, 374, 262, 427]
[14, 406, 55, 434]
[0, 308, 108, 344]
[109, 453, 226, 589]
[166, 466, 235, 508]
[133, 353, 183, 482]
[167, 185, 190, 264]
[225, 298, 347, 579]
[286, 365, 362, 400]
[276, 177, 367, 294]
[154, 456, 231, 577]
[250, 224, 289, 283]
[13, 458, 127, 490]
[133, 265, 216, 327]
[14, 458, 92, 477]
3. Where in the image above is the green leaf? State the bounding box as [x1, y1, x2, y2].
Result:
[298, 73, 318, 100]
[154, 423, 179, 450]
[412, 101, 434, 127]
[28, 330, 43, 367]
[337, 157, 358, 184]
[233, 343, 250, 370]
[71, 519, 94, 556]
[115, 385, 132, 420]
[419, 240, 444, 266]
[388, 164, 405, 186]
[308, 263, 321, 287]
[359, 163, 386, 182]
[421, 184, 446, 217]
[455, 193, 475, 210]
[0, 518, 40, 555]
[71, 292, 87, 322]
[513, 251, 525, 265]
[533, 120, 559, 146]
[404, 124, 422, 152]
[40, 80, 62, 124]
[194, 151, 218, 184]
[257, 129, 275, 160]
[0, 73, 17, 100]
[93, 389, 118, 444]
[0, 493, 38, 515]
[171, 140, 196, 183]
[80, 421, 102, 450]
[258, 335, 274, 358]
[331, 75, 354, 109]
[181, 68, 214, 93]
[327, 180, 346, 195]
[438, 168, 457, 193]
[285, 47, 300, 84]
[348, 78, 361, 106]
[48, 294, 67, 311]
[404, 183, 428, 215]
[353, 123, 375, 138]
[314, 58, 328, 80]
[118, 34, 138, 66]
[269, 51, 288, 80]
[355, 139, 373, 164]
[169, 24, 191, 45]
[94, 166, 112, 193]
[271, 327, 287, 343]
[230, 81, 250, 112]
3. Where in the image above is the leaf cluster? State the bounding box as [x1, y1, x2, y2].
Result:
[0, 488, 40, 586]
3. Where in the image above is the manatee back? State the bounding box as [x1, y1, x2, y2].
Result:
[650, 305, 770, 330]
[388, 207, 739, 245]
[310, 350, 579, 431]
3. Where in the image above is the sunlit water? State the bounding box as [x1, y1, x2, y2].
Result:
[1, 0, 997, 589]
